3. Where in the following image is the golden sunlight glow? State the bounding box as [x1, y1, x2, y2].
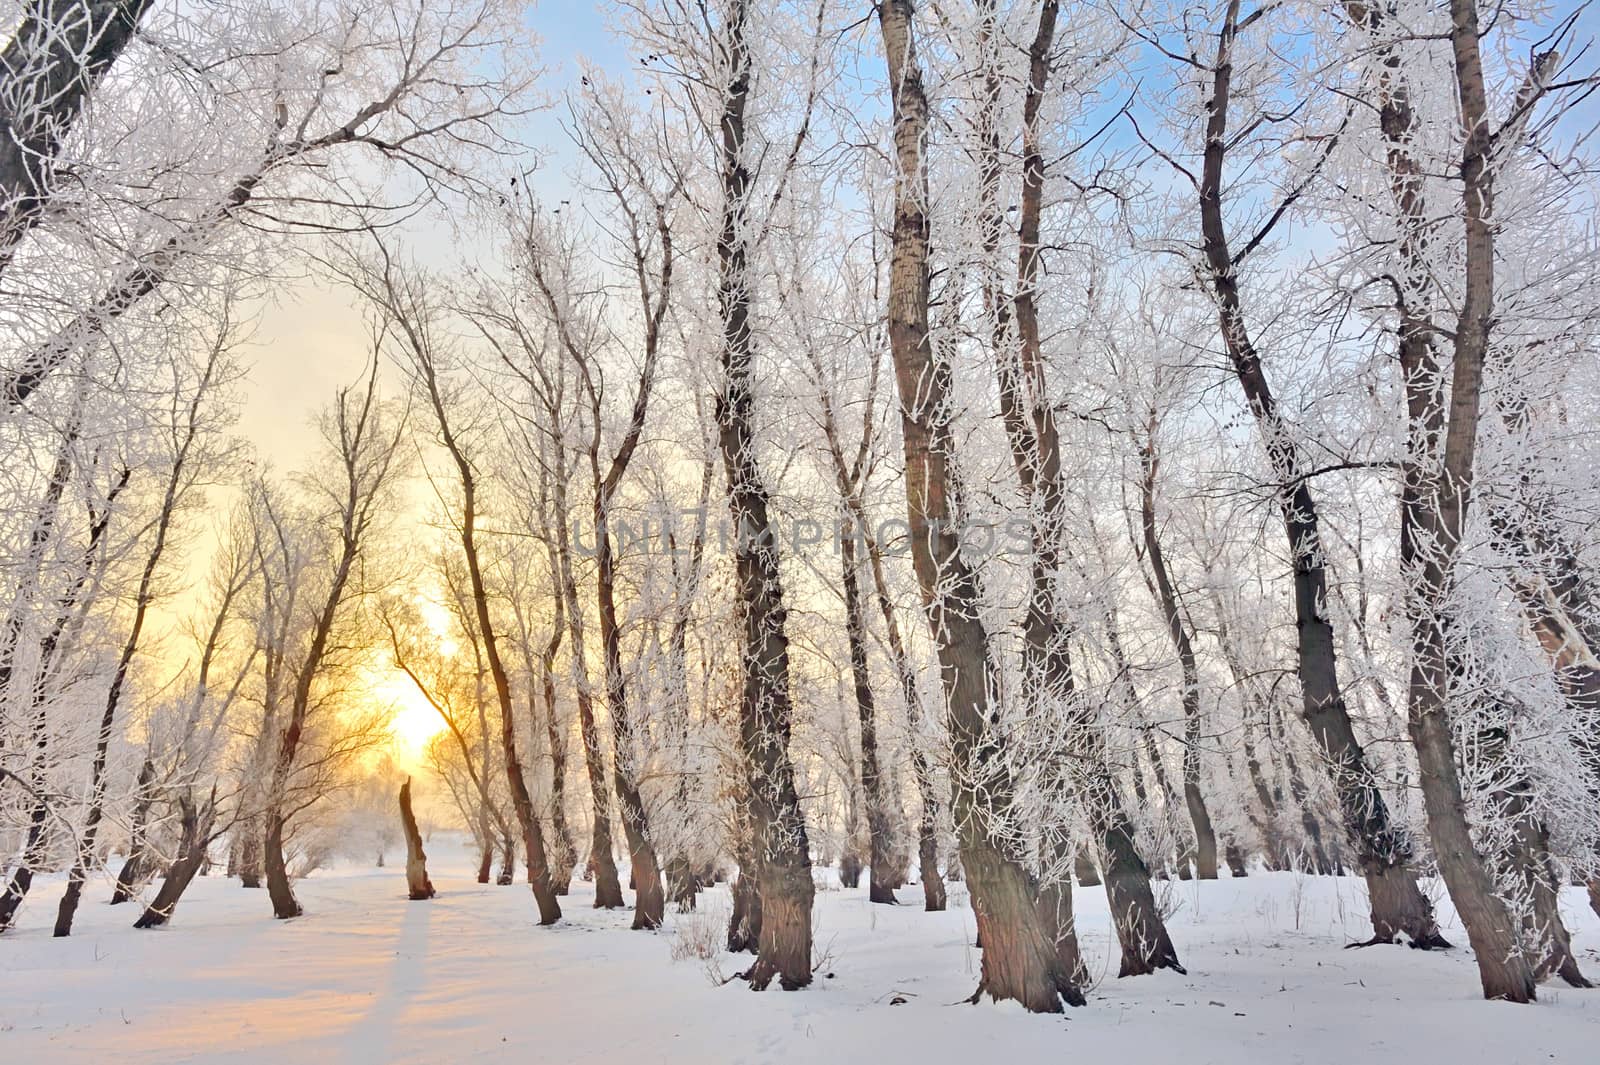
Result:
[376, 672, 449, 765]
[365, 593, 460, 766]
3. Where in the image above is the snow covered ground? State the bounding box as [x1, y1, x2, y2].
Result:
[3, 839, 1596, 1064]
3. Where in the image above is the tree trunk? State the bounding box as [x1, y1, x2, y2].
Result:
[0, 440, 95, 932]
[595, 509, 665, 928]
[1391, 0, 1537, 1002]
[876, 0, 1079, 1010]
[497, 830, 515, 886]
[1035, 832, 1086, 986]
[1074, 850, 1101, 888]
[237, 819, 263, 889]
[59, 395, 205, 937]
[863, 519, 944, 912]
[539, 570, 577, 896]
[263, 807, 300, 919]
[666, 855, 697, 910]
[1277, 713, 1336, 875]
[477, 835, 493, 885]
[916, 812, 944, 912]
[0, 802, 46, 931]
[841, 520, 896, 904]
[400, 779, 435, 901]
[134, 791, 216, 929]
[839, 844, 863, 890]
[713, 0, 813, 993]
[728, 874, 763, 955]
[727, 805, 763, 953]
[551, 500, 625, 911]
[976, 0, 1179, 977]
[1499, 784, 1589, 987]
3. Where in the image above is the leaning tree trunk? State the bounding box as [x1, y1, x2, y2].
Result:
[1491, 764, 1590, 987]
[416, 358, 563, 925]
[1197, 0, 1444, 948]
[134, 790, 216, 929]
[262, 804, 300, 919]
[876, 0, 1080, 1011]
[400, 778, 436, 901]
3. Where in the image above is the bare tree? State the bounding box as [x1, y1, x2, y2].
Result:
[53, 304, 238, 936]
[357, 248, 564, 925]
[260, 360, 404, 919]
[708, 0, 816, 991]
[875, 0, 1082, 1011]
[1135, 0, 1448, 947]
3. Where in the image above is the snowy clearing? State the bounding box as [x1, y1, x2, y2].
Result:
[2, 838, 1596, 1064]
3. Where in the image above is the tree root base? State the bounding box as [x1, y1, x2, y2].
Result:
[1345, 931, 1453, 951]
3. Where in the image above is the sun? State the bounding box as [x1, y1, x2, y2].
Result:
[373, 672, 449, 765]
[366, 592, 459, 766]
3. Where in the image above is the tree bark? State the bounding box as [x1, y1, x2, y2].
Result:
[400, 778, 435, 900]
[1388, 0, 1538, 1002]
